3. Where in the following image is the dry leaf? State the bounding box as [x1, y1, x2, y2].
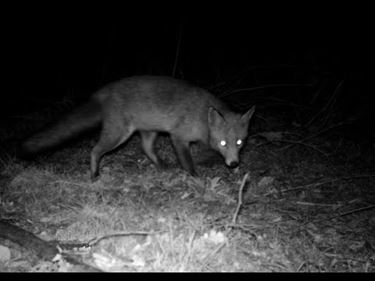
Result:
[0, 245, 11, 262]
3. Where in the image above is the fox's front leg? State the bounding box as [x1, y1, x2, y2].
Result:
[171, 136, 197, 176]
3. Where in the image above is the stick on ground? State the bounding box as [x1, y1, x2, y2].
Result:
[232, 173, 250, 224]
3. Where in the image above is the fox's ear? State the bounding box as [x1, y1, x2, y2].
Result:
[208, 106, 225, 127]
[241, 105, 256, 123]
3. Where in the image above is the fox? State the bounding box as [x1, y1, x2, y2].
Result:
[21, 76, 255, 180]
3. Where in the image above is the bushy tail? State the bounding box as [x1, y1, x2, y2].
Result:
[20, 100, 102, 156]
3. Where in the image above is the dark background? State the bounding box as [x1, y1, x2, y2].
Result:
[1, 4, 374, 125]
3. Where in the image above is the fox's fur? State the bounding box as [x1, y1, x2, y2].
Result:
[21, 76, 255, 180]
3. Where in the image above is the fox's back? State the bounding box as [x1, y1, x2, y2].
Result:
[93, 76, 227, 139]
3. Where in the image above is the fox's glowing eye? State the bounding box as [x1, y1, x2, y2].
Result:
[220, 140, 227, 147]
[236, 139, 242, 146]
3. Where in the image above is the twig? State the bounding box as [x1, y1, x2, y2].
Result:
[332, 205, 375, 218]
[232, 173, 250, 224]
[305, 80, 344, 127]
[263, 174, 375, 196]
[297, 262, 305, 272]
[309, 77, 327, 105]
[86, 231, 162, 247]
[297, 204, 375, 229]
[225, 224, 258, 238]
[183, 230, 196, 268]
[290, 204, 375, 234]
[201, 242, 226, 269]
[274, 140, 329, 157]
[226, 83, 313, 96]
[295, 201, 342, 207]
[278, 122, 345, 151]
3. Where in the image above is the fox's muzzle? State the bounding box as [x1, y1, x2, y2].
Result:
[227, 160, 239, 168]
[223, 152, 240, 168]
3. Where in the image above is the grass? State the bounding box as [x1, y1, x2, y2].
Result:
[1, 111, 375, 272]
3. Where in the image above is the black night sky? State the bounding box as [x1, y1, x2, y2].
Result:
[2, 4, 375, 121]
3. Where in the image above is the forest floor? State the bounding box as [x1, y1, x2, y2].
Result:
[0, 100, 375, 272]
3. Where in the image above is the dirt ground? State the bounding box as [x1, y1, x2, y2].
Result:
[1, 118, 374, 272]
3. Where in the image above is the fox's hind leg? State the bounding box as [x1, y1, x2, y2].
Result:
[90, 120, 135, 181]
[171, 135, 197, 176]
[140, 131, 166, 168]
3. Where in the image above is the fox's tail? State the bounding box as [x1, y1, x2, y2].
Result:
[20, 100, 102, 156]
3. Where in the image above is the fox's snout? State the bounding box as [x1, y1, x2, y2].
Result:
[223, 152, 240, 168]
[226, 160, 239, 168]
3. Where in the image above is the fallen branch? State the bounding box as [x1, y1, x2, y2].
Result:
[0, 220, 58, 261]
[0, 220, 101, 272]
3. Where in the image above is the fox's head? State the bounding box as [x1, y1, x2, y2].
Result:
[208, 105, 255, 169]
